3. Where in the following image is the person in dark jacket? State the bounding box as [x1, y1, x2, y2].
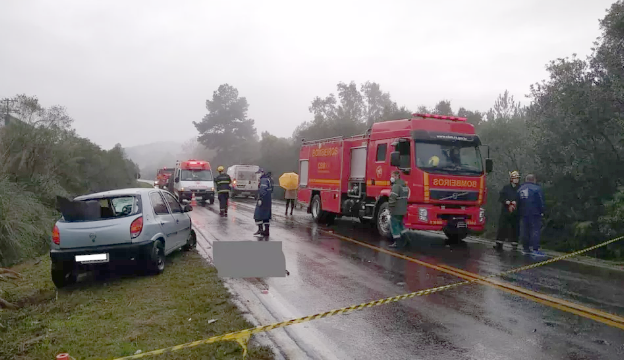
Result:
[517, 174, 546, 257]
[494, 171, 520, 251]
[254, 169, 274, 237]
[388, 170, 409, 248]
[215, 166, 232, 217]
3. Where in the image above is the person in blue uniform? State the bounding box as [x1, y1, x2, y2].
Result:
[517, 174, 546, 257]
[254, 169, 274, 237]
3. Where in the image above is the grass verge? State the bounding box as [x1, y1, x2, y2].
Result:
[136, 181, 154, 189]
[0, 251, 273, 360]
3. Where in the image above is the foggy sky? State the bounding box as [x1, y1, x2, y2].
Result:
[0, 0, 614, 150]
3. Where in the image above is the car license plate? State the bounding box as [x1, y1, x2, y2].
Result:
[75, 253, 109, 264]
[457, 221, 467, 228]
[196, 196, 203, 200]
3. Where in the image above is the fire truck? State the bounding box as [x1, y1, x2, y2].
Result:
[155, 167, 174, 189]
[167, 159, 215, 205]
[296, 113, 493, 242]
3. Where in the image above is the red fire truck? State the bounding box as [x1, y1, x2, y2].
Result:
[155, 167, 174, 189]
[296, 113, 493, 242]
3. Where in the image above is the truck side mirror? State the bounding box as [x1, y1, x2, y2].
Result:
[175, 177, 180, 183]
[390, 151, 400, 167]
[485, 158, 493, 173]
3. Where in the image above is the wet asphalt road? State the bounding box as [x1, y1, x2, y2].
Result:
[189, 197, 624, 360]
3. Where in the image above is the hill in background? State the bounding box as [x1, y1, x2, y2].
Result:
[124, 139, 216, 180]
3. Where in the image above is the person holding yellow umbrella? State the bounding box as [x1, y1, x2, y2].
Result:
[279, 172, 299, 216]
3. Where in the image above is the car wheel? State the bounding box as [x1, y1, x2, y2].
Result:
[183, 231, 197, 251]
[376, 202, 392, 239]
[51, 260, 77, 288]
[146, 241, 165, 275]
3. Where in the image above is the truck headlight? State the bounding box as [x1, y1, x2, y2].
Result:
[180, 187, 185, 192]
[211, 187, 215, 191]
[479, 208, 485, 223]
[418, 208, 428, 222]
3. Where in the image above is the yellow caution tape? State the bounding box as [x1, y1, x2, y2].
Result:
[112, 235, 624, 360]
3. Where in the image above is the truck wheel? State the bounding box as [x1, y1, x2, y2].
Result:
[51, 260, 77, 288]
[376, 202, 392, 239]
[310, 195, 326, 223]
[145, 241, 165, 275]
[183, 231, 197, 251]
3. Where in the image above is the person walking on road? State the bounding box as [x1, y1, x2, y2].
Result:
[254, 169, 274, 238]
[388, 170, 409, 248]
[494, 171, 520, 251]
[517, 174, 546, 257]
[284, 186, 297, 216]
[215, 166, 232, 217]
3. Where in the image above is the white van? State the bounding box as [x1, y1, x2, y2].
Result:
[227, 165, 260, 198]
[169, 160, 215, 205]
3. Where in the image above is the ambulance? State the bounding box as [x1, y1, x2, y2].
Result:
[226, 164, 260, 198]
[168, 160, 215, 205]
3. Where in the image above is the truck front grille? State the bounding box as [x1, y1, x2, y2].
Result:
[429, 190, 479, 202]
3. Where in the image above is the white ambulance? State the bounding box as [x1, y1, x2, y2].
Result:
[169, 159, 215, 205]
[226, 165, 260, 198]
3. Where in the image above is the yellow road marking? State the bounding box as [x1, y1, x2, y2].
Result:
[230, 200, 624, 330]
[316, 228, 624, 329]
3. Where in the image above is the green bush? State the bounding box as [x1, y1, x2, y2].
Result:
[0, 177, 56, 267]
[0, 94, 141, 266]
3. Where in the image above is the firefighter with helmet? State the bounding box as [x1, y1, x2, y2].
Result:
[495, 170, 520, 250]
[215, 166, 232, 217]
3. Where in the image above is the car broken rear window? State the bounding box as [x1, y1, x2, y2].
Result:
[58, 195, 141, 222]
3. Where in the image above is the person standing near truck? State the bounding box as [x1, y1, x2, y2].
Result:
[517, 174, 546, 257]
[494, 171, 520, 251]
[254, 169, 274, 237]
[215, 166, 232, 217]
[284, 186, 297, 216]
[388, 170, 409, 248]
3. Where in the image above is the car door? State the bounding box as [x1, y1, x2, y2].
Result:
[162, 191, 191, 248]
[149, 191, 179, 254]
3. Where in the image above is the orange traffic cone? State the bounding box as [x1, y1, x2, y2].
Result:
[56, 354, 71, 360]
[190, 193, 197, 207]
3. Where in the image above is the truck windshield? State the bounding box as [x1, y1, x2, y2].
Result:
[415, 142, 483, 175]
[180, 170, 213, 181]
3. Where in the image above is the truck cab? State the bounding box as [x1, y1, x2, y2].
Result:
[170, 160, 215, 205]
[155, 167, 174, 189]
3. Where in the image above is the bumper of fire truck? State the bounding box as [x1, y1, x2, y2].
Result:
[404, 204, 485, 234]
[178, 189, 214, 202]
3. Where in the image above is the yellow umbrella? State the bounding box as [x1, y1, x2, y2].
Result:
[279, 172, 299, 190]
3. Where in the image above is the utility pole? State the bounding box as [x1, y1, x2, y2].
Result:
[1, 98, 16, 126]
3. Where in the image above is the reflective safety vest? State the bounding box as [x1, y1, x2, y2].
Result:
[215, 173, 232, 193]
[388, 178, 409, 216]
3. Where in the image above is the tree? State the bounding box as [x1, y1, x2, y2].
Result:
[295, 81, 410, 141]
[193, 84, 258, 165]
